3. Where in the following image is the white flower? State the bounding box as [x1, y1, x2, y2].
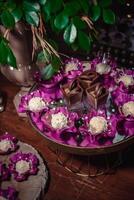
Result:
[51, 112, 68, 129]
[89, 116, 108, 135]
[118, 75, 134, 87]
[96, 63, 111, 74]
[16, 160, 30, 174]
[0, 140, 12, 152]
[122, 101, 134, 117]
[28, 97, 46, 112]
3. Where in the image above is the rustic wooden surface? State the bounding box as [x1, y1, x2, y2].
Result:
[0, 73, 134, 200]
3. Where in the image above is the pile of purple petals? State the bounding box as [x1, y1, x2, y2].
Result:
[0, 187, 18, 200]
[20, 56, 134, 147]
[0, 132, 18, 155]
[9, 152, 39, 182]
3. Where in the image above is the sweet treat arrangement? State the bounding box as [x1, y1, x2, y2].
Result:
[0, 133, 48, 200]
[19, 55, 134, 150]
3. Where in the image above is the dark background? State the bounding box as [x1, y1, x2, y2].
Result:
[92, 0, 134, 68]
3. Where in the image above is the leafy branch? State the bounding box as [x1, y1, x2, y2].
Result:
[0, 0, 124, 79]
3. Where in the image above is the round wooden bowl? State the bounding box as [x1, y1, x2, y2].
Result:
[27, 84, 134, 156]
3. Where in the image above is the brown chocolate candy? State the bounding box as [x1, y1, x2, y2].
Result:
[78, 70, 100, 89]
[62, 79, 83, 106]
[61, 70, 108, 110]
[86, 83, 108, 109]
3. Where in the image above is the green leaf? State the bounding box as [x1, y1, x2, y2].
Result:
[99, 0, 112, 7]
[54, 12, 69, 30]
[0, 40, 17, 68]
[6, 2, 16, 12]
[91, 5, 101, 21]
[51, 56, 61, 71]
[23, 1, 40, 12]
[50, 0, 63, 13]
[42, 0, 62, 15]
[103, 9, 115, 24]
[42, 4, 51, 22]
[78, 31, 91, 51]
[78, 0, 89, 14]
[41, 64, 55, 80]
[12, 7, 23, 23]
[71, 42, 79, 51]
[1, 10, 15, 28]
[37, 50, 51, 64]
[64, 1, 80, 16]
[73, 16, 86, 29]
[39, 0, 46, 5]
[7, 48, 17, 68]
[40, 54, 61, 80]
[0, 40, 8, 64]
[25, 11, 39, 26]
[48, 39, 59, 51]
[50, 17, 60, 33]
[63, 23, 77, 44]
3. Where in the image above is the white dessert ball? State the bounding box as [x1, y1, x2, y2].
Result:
[0, 140, 12, 152]
[28, 97, 46, 112]
[51, 112, 68, 129]
[65, 62, 78, 73]
[118, 75, 134, 87]
[16, 160, 30, 174]
[122, 101, 134, 117]
[89, 116, 108, 135]
[96, 63, 111, 75]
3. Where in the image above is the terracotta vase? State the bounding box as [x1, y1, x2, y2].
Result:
[0, 21, 36, 86]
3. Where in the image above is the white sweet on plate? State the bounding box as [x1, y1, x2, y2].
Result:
[0, 139, 12, 152]
[16, 160, 30, 174]
[89, 116, 108, 135]
[51, 112, 68, 129]
[118, 75, 134, 87]
[65, 62, 78, 73]
[28, 97, 46, 112]
[96, 63, 111, 75]
[122, 101, 134, 117]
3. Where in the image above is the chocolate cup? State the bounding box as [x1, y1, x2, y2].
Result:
[68, 88, 83, 105]
[62, 70, 108, 110]
[61, 80, 83, 106]
[86, 83, 108, 109]
[78, 70, 100, 89]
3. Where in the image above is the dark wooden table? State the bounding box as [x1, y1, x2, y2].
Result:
[1, 73, 134, 200]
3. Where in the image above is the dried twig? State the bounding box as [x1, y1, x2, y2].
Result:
[81, 16, 98, 37]
[4, 29, 10, 39]
[31, 14, 60, 63]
